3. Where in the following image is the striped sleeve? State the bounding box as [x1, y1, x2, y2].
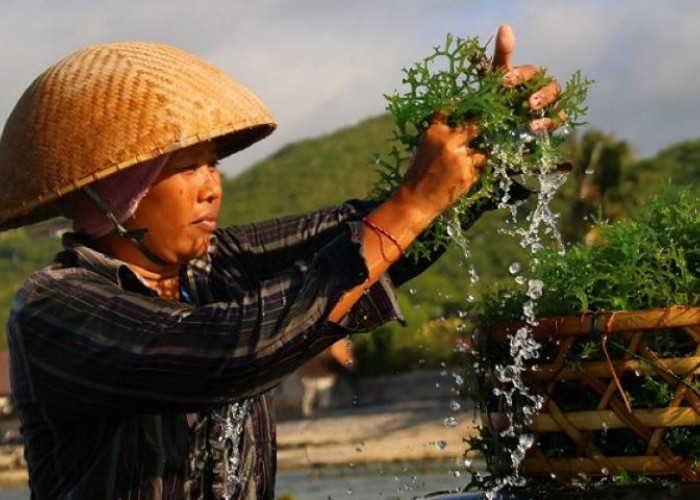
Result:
[217, 200, 379, 279]
[9, 231, 369, 414]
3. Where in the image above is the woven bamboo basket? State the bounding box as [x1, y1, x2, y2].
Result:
[478, 305, 700, 482]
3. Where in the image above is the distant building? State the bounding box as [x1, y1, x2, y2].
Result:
[274, 340, 356, 418]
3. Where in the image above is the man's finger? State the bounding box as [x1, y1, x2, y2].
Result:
[529, 110, 568, 134]
[492, 24, 515, 71]
[471, 152, 487, 169]
[529, 81, 562, 110]
[446, 122, 481, 149]
[503, 65, 540, 87]
[431, 110, 449, 126]
[460, 121, 481, 141]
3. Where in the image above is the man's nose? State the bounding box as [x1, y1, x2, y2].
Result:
[198, 166, 222, 202]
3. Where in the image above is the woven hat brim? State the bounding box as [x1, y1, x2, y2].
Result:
[0, 121, 275, 232]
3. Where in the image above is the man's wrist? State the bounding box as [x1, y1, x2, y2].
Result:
[386, 186, 440, 238]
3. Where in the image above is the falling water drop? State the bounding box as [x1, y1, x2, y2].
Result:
[527, 279, 543, 299]
[444, 416, 459, 428]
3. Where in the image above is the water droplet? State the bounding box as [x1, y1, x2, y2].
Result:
[527, 279, 543, 299]
[519, 433, 535, 449]
[464, 458, 472, 468]
[444, 416, 459, 428]
[585, 168, 594, 175]
[515, 275, 527, 285]
[449, 400, 461, 411]
[453, 470, 461, 478]
[601, 467, 609, 475]
[435, 440, 447, 450]
[346, 486, 354, 495]
[508, 262, 521, 274]
[454, 342, 468, 353]
[513, 476, 527, 487]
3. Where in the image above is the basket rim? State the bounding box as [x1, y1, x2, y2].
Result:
[488, 305, 700, 342]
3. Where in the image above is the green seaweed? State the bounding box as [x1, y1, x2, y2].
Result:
[371, 33, 592, 260]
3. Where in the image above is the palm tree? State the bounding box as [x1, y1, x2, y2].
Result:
[560, 129, 634, 243]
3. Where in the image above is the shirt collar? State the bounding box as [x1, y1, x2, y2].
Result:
[58, 232, 157, 295]
[57, 232, 215, 295]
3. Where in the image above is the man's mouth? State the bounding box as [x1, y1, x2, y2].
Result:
[192, 212, 218, 231]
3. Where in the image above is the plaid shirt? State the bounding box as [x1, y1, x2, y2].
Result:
[8, 200, 421, 499]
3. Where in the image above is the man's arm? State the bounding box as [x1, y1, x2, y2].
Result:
[217, 199, 377, 280]
[9, 229, 376, 414]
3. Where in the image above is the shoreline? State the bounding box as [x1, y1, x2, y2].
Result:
[0, 397, 482, 490]
[277, 400, 481, 469]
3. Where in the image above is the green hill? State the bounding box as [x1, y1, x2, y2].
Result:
[218, 114, 395, 224]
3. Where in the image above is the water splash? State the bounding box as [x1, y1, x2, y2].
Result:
[461, 131, 569, 497]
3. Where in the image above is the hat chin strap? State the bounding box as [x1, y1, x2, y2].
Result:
[82, 186, 170, 267]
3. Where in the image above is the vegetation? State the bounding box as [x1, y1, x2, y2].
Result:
[0, 228, 62, 341]
[466, 188, 700, 491]
[372, 34, 592, 260]
[475, 187, 700, 321]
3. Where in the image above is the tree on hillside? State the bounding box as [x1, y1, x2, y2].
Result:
[559, 129, 635, 243]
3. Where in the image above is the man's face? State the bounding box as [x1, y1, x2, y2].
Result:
[126, 141, 222, 265]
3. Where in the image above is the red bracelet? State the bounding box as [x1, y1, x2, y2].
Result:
[362, 217, 404, 261]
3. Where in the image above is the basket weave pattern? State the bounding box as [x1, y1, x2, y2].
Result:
[0, 41, 276, 231]
[485, 306, 700, 482]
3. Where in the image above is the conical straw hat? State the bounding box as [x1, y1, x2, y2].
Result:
[0, 41, 277, 231]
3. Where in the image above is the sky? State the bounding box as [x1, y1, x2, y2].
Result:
[1, 0, 698, 177]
